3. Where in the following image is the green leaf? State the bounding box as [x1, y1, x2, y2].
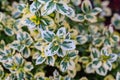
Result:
[103, 61, 112, 71]
[61, 39, 75, 50]
[104, 39, 112, 47]
[57, 48, 66, 57]
[71, 14, 85, 22]
[42, 31, 55, 42]
[91, 48, 100, 59]
[111, 35, 119, 42]
[17, 32, 30, 41]
[24, 18, 36, 29]
[81, 0, 92, 13]
[68, 50, 78, 59]
[85, 14, 97, 23]
[79, 56, 89, 64]
[17, 4, 25, 12]
[45, 41, 59, 56]
[93, 38, 103, 47]
[3, 62, 13, 70]
[77, 35, 87, 44]
[60, 60, 68, 72]
[24, 62, 33, 71]
[92, 59, 102, 68]
[36, 56, 46, 65]
[14, 53, 24, 65]
[46, 56, 55, 66]
[91, 7, 102, 15]
[41, 1, 56, 16]
[56, 3, 75, 17]
[30, 1, 42, 14]
[0, 65, 4, 78]
[96, 66, 107, 76]
[85, 62, 95, 73]
[4, 27, 14, 36]
[109, 53, 117, 63]
[116, 72, 120, 80]
[57, 27, 66, 38]
[22, 47, 31, 58]
[10, 41, 25, 52]
[38, 0, 49, 4]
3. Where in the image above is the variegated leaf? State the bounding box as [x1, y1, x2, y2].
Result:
[24, 62, 34, 71]
[57, 48, 66, 57]
[57, 27, 66, 38]
[45, 41, 59, 56]
[91, 48, 100, 59]
[60, 60, 69, 72]
[14, 53, 24, 65]
[116, 72, 120, 80]
[4, 27, 14, 36]
[96, 66, 107, 76]
[0, 65, 4, 78]
[42, 31, 55, 42]
[21, 47, 31, 58]
[10, 41, 25, 52]
[61, 39, 76, 50]
[36, 56, 46, 65]
[41, 1, 56, 16]
[46, 56, 55, 66]
[91, 7, 102, 15]
[85, 14, 97, 23]
[30, 1, 42, 14]
[81, 0, 92, 13]
[71, 14, 85, 22]
[77, 35, 87, 44]
[56, 3, 75, 17]
[92, 59, 102, 69]
[108, 53, 117, 63]
[103, 61, 112, 71]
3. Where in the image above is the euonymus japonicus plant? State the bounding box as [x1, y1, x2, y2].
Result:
[0, 0, 120, 80]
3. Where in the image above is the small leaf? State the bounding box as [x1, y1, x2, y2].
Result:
[57, 27, 66, 38]
[46, 56, 55, 66]
[45, 41, 59, 56]
[17, 4, 25, 12]
[41, 1, 56, 16]
[93, 38, 103, 47]
[0, 65, 4, 78]
[36, 56, 46, 65]
[92, 59, 102, 69]
[42, 31, 55, 42]
[77, 35, 87, 44]
[24, 62, 34, 71]
[91, 48, 100, 59]
[56, 3, 75, 17]
[60, 60, 69, 72]
[81, 0, 92, 13]
[4, 27, 14, 36]
[67, 50, 78, 59]
[71, 14, 85, 22]
[57, 48, 66, 57]
[10, 41, 25, 52]
[91, 7, 102, 15]
[116, 72, 120, 80]
[85, 14, 97, 23]
[21, 47, 31, 58]
[103, 61, 112, 71]
[30, 1, 42, 14]
[96, 66, 107, 76]
[109, 53, 117, 63]
[14, 53, 24, 65]
[61, 39, 76, 50]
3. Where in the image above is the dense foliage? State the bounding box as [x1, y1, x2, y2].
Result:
[0, 0, 120, 80]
